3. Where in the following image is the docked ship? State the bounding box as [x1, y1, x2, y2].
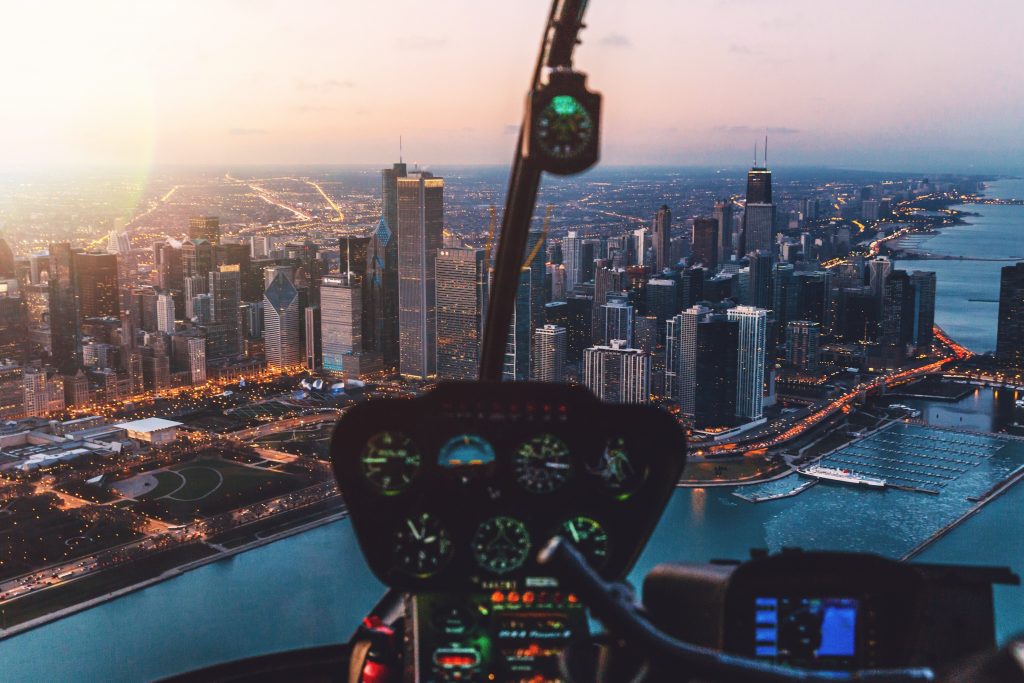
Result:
[798, 465, 887, 488]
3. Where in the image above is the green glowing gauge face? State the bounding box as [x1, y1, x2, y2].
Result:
[393, 512, 452, 578]
[559, 516, 610, 569]
[514, 434, 572, 494]
[361, 431, 421, 495]
[590, 437, 647, 500]
[439, 434, 496, 468]
[536, 94, 595, 160]
[472, 516, 531, 575]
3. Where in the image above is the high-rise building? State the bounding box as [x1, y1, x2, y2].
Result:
[398, 171, 444, 379]
[24, 366, 65, 415]
[745, 251, 773, 309]
[645, 278, 677, 328]
[73, 253, 119, 321]
[713, 200, 734, 263]
[172, 334, 206, 385]
[694, 315, 739, 427]
[0, 238, 14, 278]
[996, 262, 1024, 367]
[583, 340, 650, 404]
[192, 293, 213, 326]
[563, 294, 593, 364]
[304, 306, 322, 370]
[155, 242, 184, 293]
[532, 325, 566, 382]
[632, 228, 649, 267]
[880, 270, 914, 350]
[652, 205, 671, 272]
[786, 320, 820, 371]
[727, 305, 767, 420]
[742, 157, 774, 256]
[868, 257, 893, 299]
[0, 294, 28, 364]
[436, 247, 488, 380]
[598, 294, 634, 348]
[691, 217, 718, 269]
[264, 266, 302, 369]
[210, 265, 242, 357]
[665, 305, 709, 414]
[321, 275, 364, 376]
[184, 275, 207, 318]
[188, 216, 220, 244]
[48, 243, 82, 373]
[182, 239, 214, 280]
[909, 271, 936, 350]
[563, 231, 582, 293]
[156, 294, 176, 334]
[0, 361, 24, 419]
[504, 230, 545, 381]
[378, 162, 407, 369]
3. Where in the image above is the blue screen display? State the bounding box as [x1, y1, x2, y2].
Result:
[754, 596, 858, 664]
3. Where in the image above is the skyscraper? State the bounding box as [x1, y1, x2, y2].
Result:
[504, 229, 545, 381]
[182, 239, 214, 280]
[598, 294, 634, 348]
[996, 262, 1024, 368]
[48, 243, 82, 373]
[713, 200, 734, 263]
[786, 320, 821, 371]
[436, 247, 488, 380]
[742, 152, 774, 256]
[532, 325, 566, 382]
[369, 216, 398, 369]
[156, 294, 175, 334]
[727, 305, 767, 420]
[563, 231, 582, 293]
[155, 242, 184, 293]
[188, 216, 220, 244]
[583, 340, 650, 404]
[909, 270, 936, 350]
[0, 294, 28, 364]
[652, 205, 671, 272]
[210, 265, 242, 357]
[398, 171, 444, 379]
[73, 252, 120, 321]
[321, 275, 364, 375]
[694, 315, 739, 427]
[264, 266, 301, 369]
[0, 238, 14, 278]
[305, 305, 322, 370]
[665, 305, 707, 414]
[691, 217, 718, 269]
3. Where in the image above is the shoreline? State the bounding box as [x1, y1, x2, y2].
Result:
[0, 502, 348, 641]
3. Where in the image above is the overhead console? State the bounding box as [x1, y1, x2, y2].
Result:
[330, 381, 686, 681]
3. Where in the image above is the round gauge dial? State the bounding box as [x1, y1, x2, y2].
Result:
[514, 434, 572, 494]
[535, 94, 595, 160]
[558, 516, 610, 569]
[439, 434, 496, 467]
[471, 516, 532, 575]
[361, 431, 421, 495]
[393, 512, 452, 578]
[589, 436, 647, 500]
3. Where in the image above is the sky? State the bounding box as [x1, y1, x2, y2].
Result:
[1, 0, 1022, 172]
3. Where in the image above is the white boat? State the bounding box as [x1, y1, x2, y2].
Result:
[799, 465, 886, 488]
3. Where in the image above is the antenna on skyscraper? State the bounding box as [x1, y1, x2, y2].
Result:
[753, 142, 758, 167]
[399, 135, 403, 163]
[764, 134, 768, 168]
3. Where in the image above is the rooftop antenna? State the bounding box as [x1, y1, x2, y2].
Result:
[764, 134, 769, 168]
[753, 141, 758, 167]
[399, 135, 403, 163]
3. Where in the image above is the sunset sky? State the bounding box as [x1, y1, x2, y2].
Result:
[2, 0, 1021, 171]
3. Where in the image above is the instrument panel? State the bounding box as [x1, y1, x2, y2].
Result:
[330, 381, 687, 591]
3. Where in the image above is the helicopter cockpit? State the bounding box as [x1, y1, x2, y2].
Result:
[165, 1, 1023, 681]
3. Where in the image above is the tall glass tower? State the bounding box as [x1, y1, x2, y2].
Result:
[728, 305, 767, 420]
[435, 247, 488, 380]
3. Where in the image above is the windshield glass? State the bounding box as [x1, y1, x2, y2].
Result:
[1, 2, 1023, 681]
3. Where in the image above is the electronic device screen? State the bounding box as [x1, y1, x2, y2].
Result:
[753, 596, 859, 667]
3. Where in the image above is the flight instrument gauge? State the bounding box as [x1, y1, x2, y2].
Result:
[361, 431, 421, 495]
[513, 434, 572, 494]
[393, 512, 452, 578]
[472, 516, 532, 575]
[589, 436, 647, 500]
[535, 95, 594, 161]
[439, 433, 496, 467]
[558, 516, 610, 569]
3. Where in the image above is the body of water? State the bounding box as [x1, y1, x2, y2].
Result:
[894, 177, 1024, 353]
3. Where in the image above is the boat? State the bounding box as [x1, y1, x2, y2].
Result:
[798, 465, 886, 488]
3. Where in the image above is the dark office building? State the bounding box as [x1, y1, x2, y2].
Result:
[996, 262, 1024, 367]
[73, 253, 119, 320]
[188, 216, 220, 244]
[880, 270, 915, 348]
[691, 217, 718, 269]
[910, 271, 937, 350]
[377, 163, 407, 369]
[838, 287, 879, 344]
[652, 205, 671, 272]
[746, 251, 773, 310]
[155, 242, 183, 293]
[678, 267, 705, 310]
[563, 294, 593, 364]
[183, 239, 214, 280]
[48, 243, 82, 372]
[0, 295, 28, 363]
[694, 315, 738, 428]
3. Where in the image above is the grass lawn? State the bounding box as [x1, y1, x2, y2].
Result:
[134, 457, 305, 523]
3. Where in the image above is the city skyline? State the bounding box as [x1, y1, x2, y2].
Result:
[1, 1, 1022, 172]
